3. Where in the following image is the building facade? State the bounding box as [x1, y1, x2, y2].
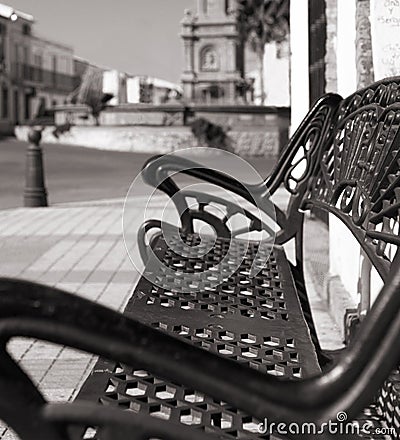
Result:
[181, 0, 290, 106]
[0, 3, 76, 133]
[126, 76, 182, 105]
[71, 56, 181, 108]
[181, 0, 245, 103]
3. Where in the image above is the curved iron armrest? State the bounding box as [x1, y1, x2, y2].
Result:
[137, 219, 163, 263]
[137, 190, 278, 263]
[141, 153, 283, 235]
[141, 154, 290, 253]
[1, 270, 400, 439]
[264, 93, 342, 195]
[141, 93, 342, 241]
[44, 402, 219, 440]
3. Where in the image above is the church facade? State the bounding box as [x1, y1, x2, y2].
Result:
[181, 0, 246, 104]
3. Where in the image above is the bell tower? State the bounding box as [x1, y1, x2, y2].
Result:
[181, 0, 245, 103]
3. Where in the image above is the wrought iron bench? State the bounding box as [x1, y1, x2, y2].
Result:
[0, 77, 400, 439]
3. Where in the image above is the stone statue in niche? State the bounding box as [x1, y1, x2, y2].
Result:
[201, 47, 219, 71]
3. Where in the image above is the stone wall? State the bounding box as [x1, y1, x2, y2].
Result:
[54, 104, 186, 127]
[15, 125, 281, 157]
[40, 102, 289, 157]
[54, 103, 289, 130]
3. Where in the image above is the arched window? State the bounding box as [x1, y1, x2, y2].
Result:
[202, 0, 208, 14]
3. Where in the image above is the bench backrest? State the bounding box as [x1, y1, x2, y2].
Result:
[307, 77, 400, 280]
[272, 77, 400, 281]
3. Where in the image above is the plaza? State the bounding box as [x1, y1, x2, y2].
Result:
[0, 0, 399, 438]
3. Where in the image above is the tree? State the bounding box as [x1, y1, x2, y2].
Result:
[76, 66, 113, 126]
[238, 0, 289, 105]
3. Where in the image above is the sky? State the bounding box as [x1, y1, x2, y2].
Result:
[5, 0, 195, 83]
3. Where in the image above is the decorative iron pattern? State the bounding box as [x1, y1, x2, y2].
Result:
[376, 370, 400, 437]
[178, 190, 276, 239]
[305, 78, 400, 278]
[89, 361, 271, 439]
[77, 234, 321, 439]
[283, 103, 331, 196]
[139, 94, 342, 249]
[352, 406, 391, 440]
[336, 79, 400, 123]
[275, 96, 338, 198]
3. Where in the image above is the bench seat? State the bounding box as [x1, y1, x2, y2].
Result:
[76, 235, 319, 437]
[79, 234, 320, 439]
[76, 234, 387, 438]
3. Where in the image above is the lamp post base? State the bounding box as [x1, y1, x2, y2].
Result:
[23, 129, 48, 208]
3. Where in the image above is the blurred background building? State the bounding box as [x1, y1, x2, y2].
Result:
[112, 73, 182, 105]
[181, 0, 246, 103]
[0, 3, 76, 133]
[180, 0, 290, 106]
[0, 2, 182, 134]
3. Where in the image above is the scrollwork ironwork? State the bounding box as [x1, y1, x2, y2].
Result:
[306, 78, 400, 279]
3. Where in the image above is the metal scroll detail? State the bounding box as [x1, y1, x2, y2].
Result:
[306, 78, 400, 278]
[283, 101, 333, 196]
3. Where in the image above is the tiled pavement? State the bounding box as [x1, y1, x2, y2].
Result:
[0, 200, 144, 439]
[0, 191, 342, 438]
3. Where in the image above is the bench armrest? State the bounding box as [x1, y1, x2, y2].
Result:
[142, 153, 266, 202]
[141, 92, 342, 203]
[140, 93, 342, 241]
[264, 93, 342, 195]
[136, 189, 281, 263]
[44, 401, 220, 440]
[141, 153, 277, 233]
[140, 155, 291, 254]
[1, 275, 400, 436]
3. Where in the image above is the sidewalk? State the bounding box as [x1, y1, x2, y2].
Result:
[0, 191, 342, 438]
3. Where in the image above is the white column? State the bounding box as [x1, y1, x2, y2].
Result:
[336, 0, 357, 96]
[289, 0, 309, 135]
[328, 0, 359, 320]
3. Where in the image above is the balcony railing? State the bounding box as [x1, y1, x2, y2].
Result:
[10, 63, 78, 93]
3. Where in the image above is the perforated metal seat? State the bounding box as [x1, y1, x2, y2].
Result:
[77, 233, 394, 439]
[76, 234, 321, 439]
